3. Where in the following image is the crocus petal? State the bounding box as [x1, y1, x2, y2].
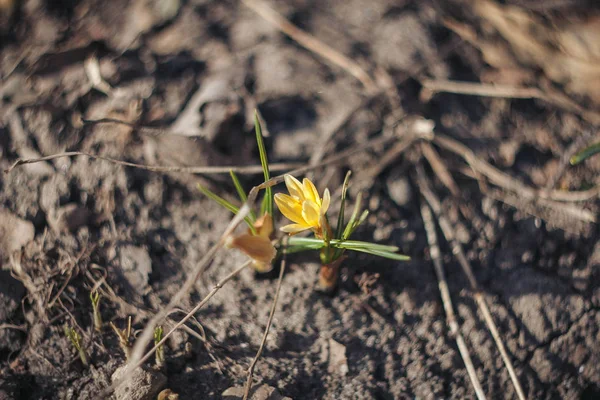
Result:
[253, 213, 273, 238]
[302, 200, 321, 226]
[280, 223, 309, 233]
[229, 234, 276, 265]
[284, 175, 304, 200]
[274, 193, 305, 225]
[302, 178, 320, 205]
[321, 188, 330, 215]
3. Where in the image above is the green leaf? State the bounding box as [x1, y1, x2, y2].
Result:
[352, 248, 410, 261]
[332, 240, 399, 252]
[230, 170, 256, 221]
[570, 142, 600, 165]
[335, 171, 352, 239]
[286, 237, 327, 250]
[198, 183, 256, 234]
[342, 192, 363, 240]
[349, 210, 369, 236]
[280, 245, 321, 255]
[284, 237, 409, 260]
[254, 111, 272, 216]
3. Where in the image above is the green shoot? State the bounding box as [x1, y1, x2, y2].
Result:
[342, 192, 364, 240]
[198, 183, 257, 234]
[90, 290, 102, 333]
[286, 237, 410, 261]
[570, 141, 600, 165]
[254, 111, 272, 217]
[333, 171, 352, 259]
[154, 325, 165, 368]
[336, 171, 352, 239]
[229, 170, 257, 221]
[110, 317, 133, 360]
[65, 325, 88, 366]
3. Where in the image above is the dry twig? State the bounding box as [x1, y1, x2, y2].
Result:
[134, 261, 251, 371]
[4, 151, 301, 175]
[422, 78, 600, 125]
[422, 79, 543, 99]
[419, 196, 486, 400]
[416, 167, 527, 400]
[242, 0, 377, 92]
[420, 141, 460, 197]
[432, 133, 600, 203]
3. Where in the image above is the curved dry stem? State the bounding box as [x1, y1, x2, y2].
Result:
[4, 151, 300, 175]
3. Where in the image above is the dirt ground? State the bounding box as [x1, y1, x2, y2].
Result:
[1, 0, 600, 399]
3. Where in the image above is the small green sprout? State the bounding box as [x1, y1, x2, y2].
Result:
[90, 290, 102, 332]
[154, 325, 165, 368]
[571, 141, 600, 165]
[110, 317, 133, 360]
[64, 325, 88, 366]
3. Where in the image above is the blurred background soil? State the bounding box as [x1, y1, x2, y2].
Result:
[1, 0, 600, 399]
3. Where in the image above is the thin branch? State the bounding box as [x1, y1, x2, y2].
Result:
[242, 0, 377, 92]
[417, 167, 526, 400]
[135, 261, 251, 370]
[243, 239, 288, 400]
[419, 196, 486, 400]
[355, 117, 435, 189]
[422, 78, 600, 125]
[432, 133, 600, 203]
[420, 141, 460, 197]
[4, 151, 301, 175]
[0, 323, 28, 331]
[422, 79, 543, 99]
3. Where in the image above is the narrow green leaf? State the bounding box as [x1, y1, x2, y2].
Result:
[332, 240, 399, 252]
[198, 184, 256, 234]
[230, 170, 256, 220]
[285, 237, 406, 259]
[286, 237, 326, 249]
[335, 171, 352, 239]
[342, 192, 363, 240]
[357, 209, 369, 226]
[345, 209, 369, 238]
[254, 111, 272, 216]
[354, 248, 411, 261]
[229, 170, 247, 202]
[570, 142, 600, 165]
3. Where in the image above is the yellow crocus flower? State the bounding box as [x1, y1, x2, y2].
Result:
[225, 213, 276, 272]
[274, 175, 331, 237]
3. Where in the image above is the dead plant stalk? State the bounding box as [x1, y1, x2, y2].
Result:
[416, 167, 526, 400]
[419, 199, 486, 400]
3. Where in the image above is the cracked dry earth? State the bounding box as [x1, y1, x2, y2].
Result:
[1, 0, 600, 399]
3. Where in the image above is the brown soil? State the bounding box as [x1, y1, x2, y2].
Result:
[1, 1, 599, 399]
